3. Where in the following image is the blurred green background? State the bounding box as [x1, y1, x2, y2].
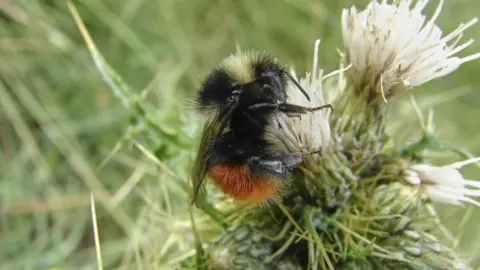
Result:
[1, 0, 479, 269]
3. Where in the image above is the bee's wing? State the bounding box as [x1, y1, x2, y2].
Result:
[190, 120, 216, 207]
[190, 107, 233, 207]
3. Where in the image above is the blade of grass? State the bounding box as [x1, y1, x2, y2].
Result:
[90, 193, 104, 270]
[67, 0, 189, 148]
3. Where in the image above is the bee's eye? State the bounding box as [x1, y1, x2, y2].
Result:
[255, 77, 272, 91]
[227, 88, 241, 103]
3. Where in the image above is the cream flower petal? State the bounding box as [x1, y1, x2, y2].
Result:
[341, 0, 480, 96]
[406, 157, 480, 206]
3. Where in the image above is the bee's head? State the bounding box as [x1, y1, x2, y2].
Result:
[195, 52, 287, 117]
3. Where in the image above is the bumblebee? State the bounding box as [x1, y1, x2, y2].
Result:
[191, 52, 331, 206]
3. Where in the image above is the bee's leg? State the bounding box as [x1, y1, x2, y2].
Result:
[247, 154, 302, 178]
[245, 102, 332, 115]
[308, 147, 322, 156]
[244, 103, 279, 112]
[243, 103, 279, 128]
[243, 111, 264, 129]
[278, 103, 333, 115]
[280, 154, 304, 170]
[287, 147, 323, 157]
[244, 103, 332, 125]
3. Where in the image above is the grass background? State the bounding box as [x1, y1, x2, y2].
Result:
[0, 0, 479, 269]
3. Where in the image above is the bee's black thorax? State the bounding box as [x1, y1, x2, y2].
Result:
[195, 52, 301, 181]
[229, 60, 287, 136]
[208, 131, 267, 166]
[195, 53, 287, 118]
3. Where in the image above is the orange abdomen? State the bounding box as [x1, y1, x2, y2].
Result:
[208, 164, 279, 204]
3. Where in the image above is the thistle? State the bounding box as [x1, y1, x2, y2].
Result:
[184, 0, 480, 269]
[65, 0, 480, 268]
[168, 1, 480, 269]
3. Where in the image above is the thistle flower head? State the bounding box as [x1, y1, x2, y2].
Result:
[341, 0, 480, 98]
[404, 157, 480, 207]
[265, 40, 332, 160]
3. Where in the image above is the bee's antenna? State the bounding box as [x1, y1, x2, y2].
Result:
[284, 71, 311, 102]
